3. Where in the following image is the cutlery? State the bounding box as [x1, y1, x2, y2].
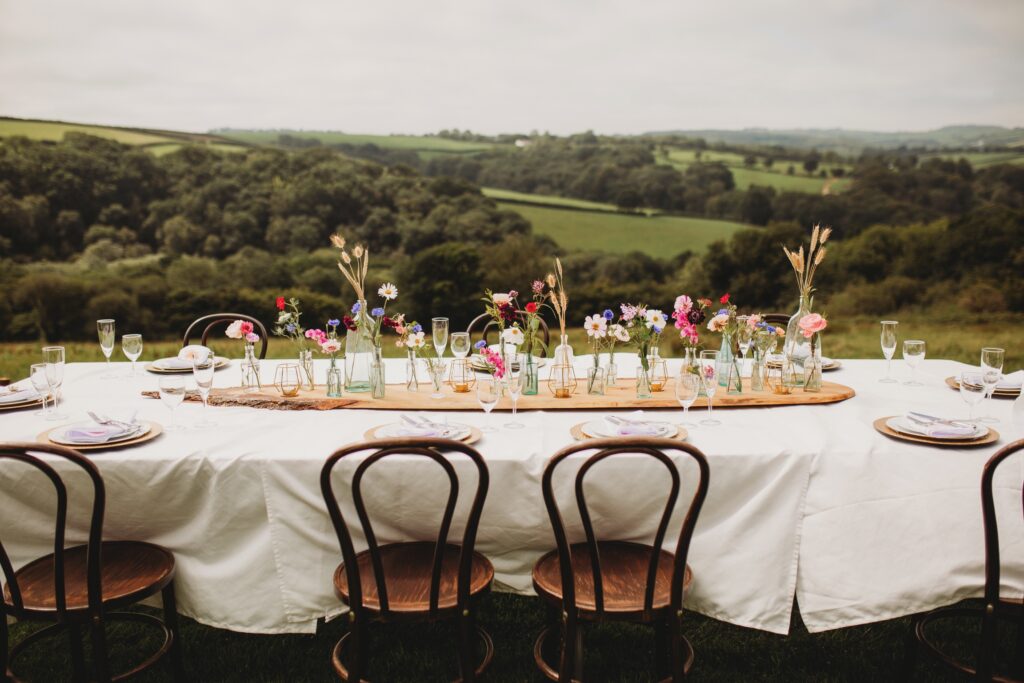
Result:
[88, 411, 139, 432]
[907, 412, 974, 429]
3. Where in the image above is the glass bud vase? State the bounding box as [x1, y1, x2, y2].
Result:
[750, 348, 765, 392]
[241, 342, 261, 393]
[553, 334, 574, 366]
[298, 349, 315, 392]
[345, 300, 373, 392]
[636, 362, 653, 399]
[717, 333, 743, 394]
[523, 354, 539, 396]
[586, 364, 606, 395]
[647, 348, 668, 392]
[605, 351, 618, 387]
[326, 357, 343, 397]
[803, 333, 823, 392]
[405, 349, 419, 392]
[784, 294, 821, 366]
[370, 346, 386, 399]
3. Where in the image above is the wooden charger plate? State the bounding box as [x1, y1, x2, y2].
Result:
[767, 359, 842, 372]
[0, 395, 47, 412]
[944, 376, 1020, 399]
[363, 423, 482, 445]
[571, 422, 688, 441]
[37, 421, 164, 451]
[873, 416, 998, 449]
[145, 357, 231, 375]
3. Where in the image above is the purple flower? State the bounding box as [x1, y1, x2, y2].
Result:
[653, 325, 664, 334]
[531, 280, 544, 294]
[603, 309, 614, 320]
[765, 325, 777, 334]
[371, 307, 385, 317]
[412, 323, 423, 333]
[474, 340, 487, 350]
[351, 302, 361, 314]
[717, 308, 729, 316]
[687, 308, 705, 325]
[285, 323, 296, 333]
[327, 318, 340, 327]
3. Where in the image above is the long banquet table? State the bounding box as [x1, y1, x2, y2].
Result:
[0, 356, 1021, 635]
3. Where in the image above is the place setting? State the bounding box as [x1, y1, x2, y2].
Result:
[36, 411, 164, 452]
[571, 411, 687, 441]
[364, 414, 482, 444]
[0, 382, 47, 412]
[146, 344, 231, 375]
[872, 413, 997, 448]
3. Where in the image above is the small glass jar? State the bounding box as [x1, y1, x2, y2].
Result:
[586, 366, 606, 395]
[241, 342, 261, 393]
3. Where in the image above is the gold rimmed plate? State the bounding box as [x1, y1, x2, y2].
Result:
[364, 423, 482, 445]
[0, 394, 48, 412]
[945, 376, 1020, 399]
[37, 421, 164, 451]
[767, 358, 842, 372]
[873, 416, 998, 448]
[145, 356, 231, 375]
[571, 422, 688, 441]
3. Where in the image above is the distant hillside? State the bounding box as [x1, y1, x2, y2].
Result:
[645, 125, 1024, 152]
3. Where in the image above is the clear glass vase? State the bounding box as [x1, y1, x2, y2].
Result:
[405, 349, 419, 392]
[586, 363, 606, 395]
[751, 347, 766, 392]
[784, 293, 822, 366]
[523, 354, 539, 395]
[647, 348, 668, 392]
[636, 363, 652, 399]
[326, 357, 343, 397]
[553, 334, 574, 366]
[241, 342, 261, 393]
[370, 346, 386, 399]
[717, 333, 743, 394]
[803, 333, 823, 391]
[605, 351, 618, 387]
[345, 299, 373, 393]
[298, 349, 315, 392]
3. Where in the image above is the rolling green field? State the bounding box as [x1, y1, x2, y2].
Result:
[483, 187, 650, 213]
[922, 150, 1024, 168]
[221, 129, 496, 154]
[662, 148, 854, 194]
[0, 117, 249, 151]
[498, 201, 747, 256]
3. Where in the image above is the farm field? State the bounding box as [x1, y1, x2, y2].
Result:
[482, 187, 643, 213]
[662, 148, 854, 194]
[221, 129, 496, 154]
[0, 117, 249, 151]
[922, 150, 1024, 168]
[496, 202, 747, 256]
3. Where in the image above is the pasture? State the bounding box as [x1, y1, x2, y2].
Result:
[221, 129, 496, 154]
[661, 148, 854, 194]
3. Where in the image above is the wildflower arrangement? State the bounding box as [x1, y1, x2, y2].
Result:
[783, 224, 831, 301]
[521, 280, 548, 358]
[482, 289, 519, 330]
[349, 282, 404, 346]
[395, 320, 426, 350]
[705, 293, 740, 339]
[472, 339, 506, 379]
[545, 259, 569, 341]
[617, 303, 667, 372]
[225, 319, 261, 347]
[331, 234, 368, 301]
[671, 295, 711, 348]
[273, 297, 310, 351]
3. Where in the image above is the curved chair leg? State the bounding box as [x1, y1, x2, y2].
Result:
[162, 583, 186, 681]
[557, 610, 582, 682]
[667, 613, 695, 681]
[346, 613, 369, 683]
[457, 609, 477, 683]
[90, 615, 111, 683]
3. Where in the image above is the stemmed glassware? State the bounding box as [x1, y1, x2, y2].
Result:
[959, 371, 987, 422]
[504, 364, 524, 430]
[979, 347, 1005, 424]
[902, 340, 926, 387]
[158, 375, 186, 431]
[192, 354, 216, 428]
[432, 318, 449, 358]
[675, 369, 700, 427]
[880, 321, 898, 383]
[122, 334, 143, 378]
[477, 376, 500, 433]
[450, 332, 470, 359]
[30, 363, 55, 420]
[41, 346, 67, 420]
[736, 316, 752, 375]
[97, 319, 116, 379]
[699, 350, 721, 427]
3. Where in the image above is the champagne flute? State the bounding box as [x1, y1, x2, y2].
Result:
[450, 332, 471, 359]
[504, 363, 524, 430]
[902, 340, 926, 387]
[158, 375, 186, 431]
[477, 376, 499, 433]
[736, 316, 752, 375]
[30, 363, 53, 419]
[675, 369, 700, 428]
[42, 346, 67, 420]
[879, 321, 898, 383]
[192, 354, 216, 428]
[122, 334, 143, 378]
[699, 350, 721, 426]
[97, 319, 116, 379]
[979, 347, 1005, 424]
[432, 318, 449, 358]
[959, 371, 987, 422]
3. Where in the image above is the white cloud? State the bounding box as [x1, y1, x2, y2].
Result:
[0, 0, 1020, 133]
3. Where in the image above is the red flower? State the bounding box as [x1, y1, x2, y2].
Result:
[719, 293, 730, 304]
[240, 321, 254, 335]
[381, 316, 399, 330]
[342, 316, 357, 332]
[525, 302, 538, 314]
[275, 296, 286, 311]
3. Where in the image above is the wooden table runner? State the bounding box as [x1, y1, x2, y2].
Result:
[143, 379, 854, 412]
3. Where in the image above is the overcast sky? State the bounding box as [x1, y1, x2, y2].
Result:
[0, 0, 1021, 135]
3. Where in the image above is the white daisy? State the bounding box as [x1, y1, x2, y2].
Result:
[584, 314, 608, 338]
[645, 309, 667, 330]
[409, 331, 426, 348]
[502, 326, 525, 345]
[378, 282, 398, 300]
[610, 324, 629, 343]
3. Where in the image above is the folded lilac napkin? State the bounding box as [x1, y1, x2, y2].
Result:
[59, 424, 137, 444]
[901, 415, 977, 439]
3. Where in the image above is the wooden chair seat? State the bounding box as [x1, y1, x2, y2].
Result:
[3, 541, 175, 615]
[532, 541, 692, 617]
[333, 541, 493, 615]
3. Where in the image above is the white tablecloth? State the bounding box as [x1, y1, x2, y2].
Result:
[0, 356, 1020, 635]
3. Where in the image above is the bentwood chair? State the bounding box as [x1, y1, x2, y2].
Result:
[532, 437, 710, 682]
[0, 443, 184, 682]
[906, 439, 1024, 682]
[466, 312, 551, 358]
[320, 438, 495, 682]
[761, 313, 791, 328]
[182, 313, 268, 359]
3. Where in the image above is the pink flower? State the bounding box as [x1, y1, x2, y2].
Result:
[245, 332, 260, 343]
[678, 322, 698, 346]
[240, 321, 254, 336]
[747, 314, 763, 329]
[707, 313, 729, 332]
[673, 295, 693, 314]
[620, 304, 637, 321]
[482, 347, 505, 379]
[798, 313, 828, 338]
[319, 339, 342, 354]
[531, 280, 544, 294]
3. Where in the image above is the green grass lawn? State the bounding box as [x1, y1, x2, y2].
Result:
[662, 148, 854, 194]
[497, 202, 747, 257]
[483, 187, 638, 213]
[922, 150, 1024, 168]
[222, 129, 497, 154]
[0, 118, 175, 146]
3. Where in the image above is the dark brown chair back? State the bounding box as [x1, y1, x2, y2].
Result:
[320, 438, 490, 619]
[541, 437, 709, 617]
[466, 312, 551, 358]
[762, 314, 790, 328]
[0, 443, 105, 619]
[182, 313, 268, 359]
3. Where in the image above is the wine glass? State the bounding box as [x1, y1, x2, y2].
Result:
[122, 334, 143, 378]
[450, 332, 471, 359]
[192, 354, 216, 428]
[902, 340, 926, 387]
[978, 347, 1005, 424]
[699, 350, 721, 427]
[477, 376, 500, 433]
[42, 346, 67, 420]
[97, 319, 116, 379]
[30, 363, 53, 419]
[675, 369, 700, 428]
[504, 364, 524, 430]
[158, 375, 186, 431]
[736, 316, 752, 374]
[959, 371, 987, 422]
[432, 318, 449, 358]
[879, 321, 898, 383]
